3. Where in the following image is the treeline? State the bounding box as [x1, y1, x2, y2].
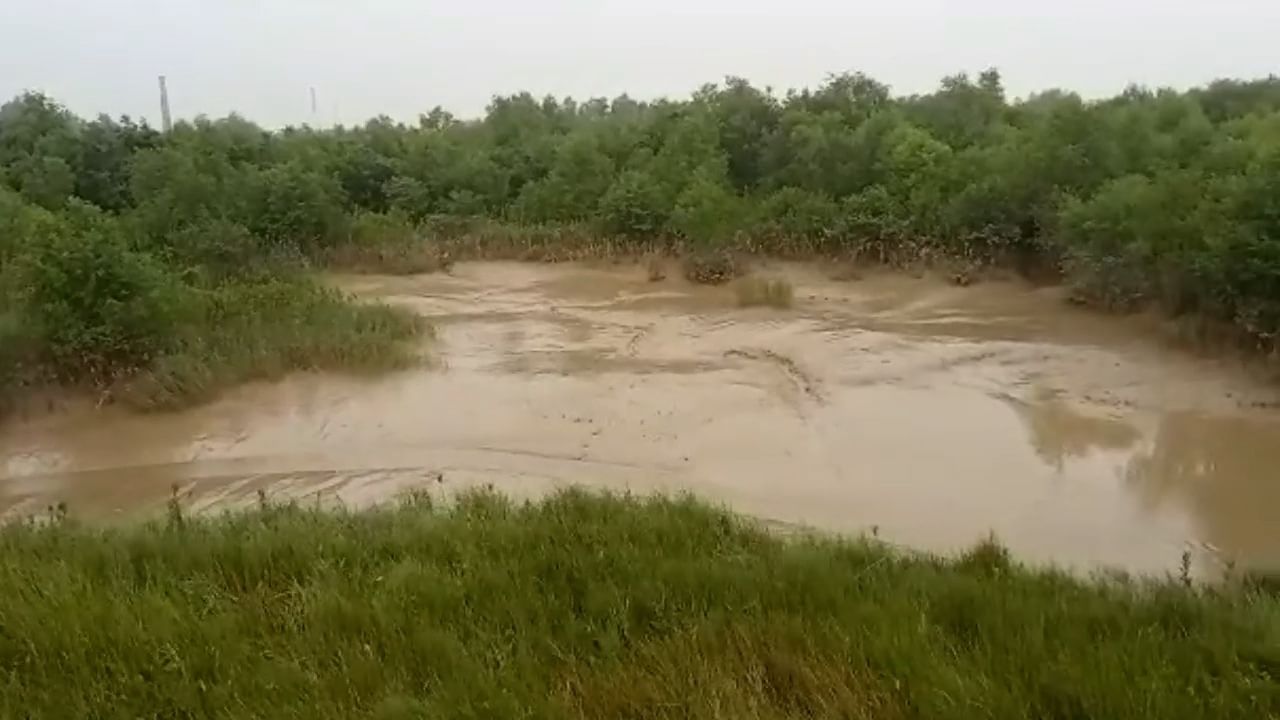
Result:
[3, 71, 1280, 405]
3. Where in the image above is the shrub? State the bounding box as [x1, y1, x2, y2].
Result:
[598, 169, 670, 238]
[682, 249, 740, 285]
[16, 209, 194, 380]
[757, 187, 842, 244]
[1054, 175, 1204, 311]
[164, 218, 284, 282]
[669, 168, 744, 248]
[246, 163, 350, 253]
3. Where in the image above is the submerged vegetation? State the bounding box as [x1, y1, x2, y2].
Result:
[4, 70, 1280, 404]
[0, 489, 1275, 717]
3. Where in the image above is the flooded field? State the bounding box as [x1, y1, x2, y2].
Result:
[3, 262, 1279, 577]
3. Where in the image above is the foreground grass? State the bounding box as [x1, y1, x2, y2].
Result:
[0, 491, 1276, 718]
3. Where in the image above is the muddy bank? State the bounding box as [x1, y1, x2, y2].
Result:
[2, 261, 1279, 577]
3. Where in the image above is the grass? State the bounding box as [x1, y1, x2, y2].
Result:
[328, 241, 453, 275]
[734, 276, 796, 308]
[0, 489, 1275, 718]
[115, 279, 426, 410]
[327, 211, 454, 275]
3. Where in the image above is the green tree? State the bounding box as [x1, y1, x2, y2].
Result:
[669, 165, 742, 246]
[598, 169, 669, 237]
[16, 205, 191, 378]
[245, 163, 349, 251]
[76, 114, 159, 211]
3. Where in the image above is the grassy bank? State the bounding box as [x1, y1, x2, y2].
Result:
[0, 269, 424, 414]
[115, 280, 426, 410]
[1, 490, 1275, 718]
[0, 193, 425, 414]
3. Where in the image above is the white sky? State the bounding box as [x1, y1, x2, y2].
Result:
[2, 1, 1277, 127]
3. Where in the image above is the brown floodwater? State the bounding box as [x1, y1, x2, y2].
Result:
[3, 261, 1280, 577]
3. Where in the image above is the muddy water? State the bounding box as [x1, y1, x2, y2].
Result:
[3, 262, 1280, 577]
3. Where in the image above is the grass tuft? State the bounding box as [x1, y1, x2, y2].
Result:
[0, 489, 1275, 718]
[734, 276, 795, 308]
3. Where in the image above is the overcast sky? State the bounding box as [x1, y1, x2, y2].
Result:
[2, 1, 1277, 127]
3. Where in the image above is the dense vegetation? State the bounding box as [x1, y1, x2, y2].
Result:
[4, 70, 1280, 407]
[0, 104, 427, 411]
[0, 489, 1275, 718]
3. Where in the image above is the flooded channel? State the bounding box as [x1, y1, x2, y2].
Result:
[3, 261, 1280, 577]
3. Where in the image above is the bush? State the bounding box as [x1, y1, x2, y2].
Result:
[16, 209, 194, 380]
[670, 168, 744, 247]
[598, 169, 670, 238]
[757, 187, 842, 244]
[1055, 175, 1205, 311]
[246, 163, 350, 252]
[164, 218, 284, 282]
[384, 175, 435, 219]
[683, 249, 740, 285]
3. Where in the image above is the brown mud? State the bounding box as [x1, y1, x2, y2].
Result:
[3, 261, 1279, 577]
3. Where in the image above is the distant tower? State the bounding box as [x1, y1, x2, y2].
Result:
[310, 86, 318, 119]
[158, 75, 173, 132]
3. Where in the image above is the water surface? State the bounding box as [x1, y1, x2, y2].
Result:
[3, 262, 1279, 577]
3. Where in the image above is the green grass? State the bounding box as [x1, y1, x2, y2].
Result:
[0, 489, 1275, 718]
[327, 211, 454, 275]
[115, 279, 426, 410]
[734, 276, 796, 308]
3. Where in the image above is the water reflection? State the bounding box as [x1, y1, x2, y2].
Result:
[1005, 390, 1141, 469]
[1004, 391, 1280, 571]
[1126, 413, 1280, 571]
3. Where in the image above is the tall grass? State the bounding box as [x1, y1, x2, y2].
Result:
[0, 489, 1275, 718]
[734, 276, 795, 308]
[327, 211, 454, 275]
[116, 279, 425, 410]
